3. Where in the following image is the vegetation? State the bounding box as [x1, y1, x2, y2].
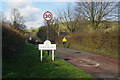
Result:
[2, 22, 26, 58]
[54, 2, 118, 57]
[3, 43, 95, 79]
[75, 2, 118, 30]
[56, 21, 118, 57]
[25, 27, 40, 42]
[70, 30, 118, 57]
[56, 5, 79, 33]
[2, 2, 119, 79]
[10, 8, 26, 32]
[37, 25, 57, 43]
[26, 27, 39, 33]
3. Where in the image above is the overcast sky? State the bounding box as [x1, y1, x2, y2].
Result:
[0, 0, 119, 29]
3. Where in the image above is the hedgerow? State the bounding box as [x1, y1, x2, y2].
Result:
[2, 23, 26, 58]
[69, 29, 118, 53]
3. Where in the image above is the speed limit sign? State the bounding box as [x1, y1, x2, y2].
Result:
[43, 11, 53, 21]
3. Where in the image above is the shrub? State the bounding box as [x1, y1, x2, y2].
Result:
[37, 26, 57, 43]
[69, 30, 118, 52]
[2, 23, 26, 58]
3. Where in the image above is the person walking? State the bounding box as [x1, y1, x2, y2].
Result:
[62, 37, 67, 47]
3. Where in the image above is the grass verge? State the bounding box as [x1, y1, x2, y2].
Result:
[69, 44, 118, 58]
[3, 43, 96, 79]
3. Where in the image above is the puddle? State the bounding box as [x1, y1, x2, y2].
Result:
[79, 59, 100, 67]
[75, 51, 81, 53]
[64, 58, 71, 61]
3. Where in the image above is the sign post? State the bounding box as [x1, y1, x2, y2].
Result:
[47, 21, 49, 39]
[41, 50, 42, 61]
[38, 40, 56, 61]
[43, 11, 53, 56]
[43, 11, 53, 39]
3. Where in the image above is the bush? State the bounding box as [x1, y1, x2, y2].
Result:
[69, 29, 118, 52]
[37, 26, 57, 43]
[2, 23, 26, 58]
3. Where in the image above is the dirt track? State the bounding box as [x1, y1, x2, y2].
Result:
[55, 47, 119, 78]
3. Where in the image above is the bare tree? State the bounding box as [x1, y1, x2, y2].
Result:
[43, 18, 55, 26]
[0, 12, 6, 22]
[75, 2, 118, 30]
[43, 17, 56, 39]
[54, 18, 60, 37]
[10, 8, 26, 32]
[11, 8, 23, 24]
[56, 4, 80, 33]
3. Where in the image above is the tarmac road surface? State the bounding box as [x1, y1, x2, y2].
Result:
[55, 47, 119, 79]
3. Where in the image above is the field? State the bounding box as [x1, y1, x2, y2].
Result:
[3, 43, 95, 79]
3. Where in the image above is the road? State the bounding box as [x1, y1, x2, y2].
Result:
[55, 47, 119, 79]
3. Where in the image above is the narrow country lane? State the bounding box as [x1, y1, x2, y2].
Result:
[55, 47, 119, 78]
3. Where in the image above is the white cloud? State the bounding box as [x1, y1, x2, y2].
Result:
[20, 5, 41, 22]
[20, 5, 42, 29]
[4, 9, 12, 22]
[7, 0, 32, 8]
[25, 20, 43, 29]
[4, 1, 42, 29]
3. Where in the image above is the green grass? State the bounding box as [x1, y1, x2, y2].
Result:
[25, 27, 39, 38]
[69, 44, 118, 58]
[26, 27, 39, 32]
[3, 43, 95, 79]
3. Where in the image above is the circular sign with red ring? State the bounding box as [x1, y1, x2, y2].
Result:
[43, 11, 53, 21]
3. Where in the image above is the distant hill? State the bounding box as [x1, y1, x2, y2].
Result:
[25, 27, 40, 39]
[26, 27, 40, 32]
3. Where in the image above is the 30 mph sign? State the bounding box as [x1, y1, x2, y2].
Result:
[43, 11, 53, 21]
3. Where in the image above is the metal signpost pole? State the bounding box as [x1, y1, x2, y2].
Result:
[41, 50, 42, 61]
[43, 11, 53, 57]
[52, 50, 54, 61]
[47, 21, 49, 39]
[47, 21, 49, 56]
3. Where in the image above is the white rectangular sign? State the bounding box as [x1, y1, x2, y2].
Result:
[39, 44, 56, 50]
[38, 40, 56, 61]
